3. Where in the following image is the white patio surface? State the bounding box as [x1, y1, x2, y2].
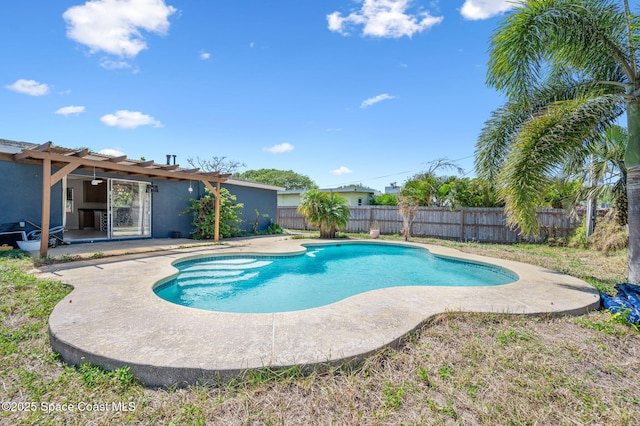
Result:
[36, 236, 601, 387]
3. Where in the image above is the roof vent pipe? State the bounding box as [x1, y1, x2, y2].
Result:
[166, 154, 171, 165]
[172, 155, 176, 165]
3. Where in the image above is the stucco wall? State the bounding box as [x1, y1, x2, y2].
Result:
[340, 193, 372, 206]
[152, 180, 197, 238]
[277, 193, 301, 206]
[222, 182, 278, 232]
[278, 190, 373, 207]
[0, 161, 63, 231]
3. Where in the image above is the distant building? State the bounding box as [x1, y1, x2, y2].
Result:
[385, 182, 400, 194]
[278, 187, 377, 207]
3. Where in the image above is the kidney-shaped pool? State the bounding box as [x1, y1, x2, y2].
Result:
[154, 242, 519, 313]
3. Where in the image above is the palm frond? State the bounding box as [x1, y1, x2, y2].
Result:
[487, 0, 632, 102]
[475, 102, 524, 184]
[498, 94, 623, 235]
[475, 76, 620, 184]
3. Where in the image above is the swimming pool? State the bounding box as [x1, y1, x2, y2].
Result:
[154, 242, 518, 313]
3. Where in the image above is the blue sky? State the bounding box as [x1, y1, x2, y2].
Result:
[1, 0, 515, 191]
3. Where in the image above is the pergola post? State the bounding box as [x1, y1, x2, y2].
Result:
[40, 159, 51, 257]
[201, 180, 222, 243]
[38, 160, 82, 257]
[214, 181, 221, 242]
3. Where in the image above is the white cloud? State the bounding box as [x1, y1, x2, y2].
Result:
[63, 0, 177, 57]
[6, 79, 49, 96]
[98, 148, 126, 157]
[361, 93, 396, 108]
[264, 143, 295, 154]
[330, 166, 353, 176]
[100, 58, 134, 70]
[327, 0, 443, 38]
[199, 51, 211, 60]
[100, 110, 162, 129]
[460, 0, 514, 20]
[56, 105, 86, 116]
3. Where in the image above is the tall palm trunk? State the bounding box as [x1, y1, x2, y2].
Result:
[626, 101, 640, 283]
[586, 155, 597, 239]
[628, 166, 640, 283]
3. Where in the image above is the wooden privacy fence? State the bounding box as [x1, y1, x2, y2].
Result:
[277, 206, 580, 244]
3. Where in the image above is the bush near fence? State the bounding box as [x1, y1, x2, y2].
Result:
[277, 206, 579, 244]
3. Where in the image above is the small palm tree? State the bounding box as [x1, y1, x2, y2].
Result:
[298, 189, 350, 238]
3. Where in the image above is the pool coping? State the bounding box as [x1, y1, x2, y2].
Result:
[40, 236, 601, 387]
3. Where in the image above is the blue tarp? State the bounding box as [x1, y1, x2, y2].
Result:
[600, 283, 640, 324]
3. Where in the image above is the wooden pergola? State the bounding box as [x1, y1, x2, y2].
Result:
[9, 142, 230, 257]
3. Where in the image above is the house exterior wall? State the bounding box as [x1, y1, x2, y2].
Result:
[0, 160, 63, 230]
[0, 159, 279, 240]
[182, 181, 279, 235]
[278, 193, 301, 206]
[152, 179, 197, 238]
[277, 190, 374, 207]
[340, 192, 372, 206]
[222, 182, 279, 232]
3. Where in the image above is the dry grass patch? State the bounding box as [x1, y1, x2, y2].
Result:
[414, 237, 628, 294]
[1, 243, 639, 425]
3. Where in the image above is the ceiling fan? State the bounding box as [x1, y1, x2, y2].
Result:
[91, 167, 104, 185]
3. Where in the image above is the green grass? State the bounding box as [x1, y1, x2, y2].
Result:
[0, 240, 639, 425]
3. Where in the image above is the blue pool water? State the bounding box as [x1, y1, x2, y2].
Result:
[154, 243, 518, 313]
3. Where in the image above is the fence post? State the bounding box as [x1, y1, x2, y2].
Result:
[369, 206, 374, 231]
[460, 209, 465, 242]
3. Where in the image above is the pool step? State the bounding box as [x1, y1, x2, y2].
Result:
[177, 271, 260, 287]
[176, 258, 271, 287]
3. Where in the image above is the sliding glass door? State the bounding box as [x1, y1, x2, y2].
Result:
[108, 179, 152, 238]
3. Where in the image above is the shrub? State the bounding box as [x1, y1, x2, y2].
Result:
[265, 222, 284, 235]
[568, 218, 588, 249]
[568, 214, 628, 252]
[185, 188, 244, 239]
[589, 215, 628, 253]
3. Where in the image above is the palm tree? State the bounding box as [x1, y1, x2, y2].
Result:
[298, 189, 350, 238]
[475, 0, 640, 283]
[564, 125, 628, 225]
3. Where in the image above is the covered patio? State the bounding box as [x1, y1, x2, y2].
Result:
[5, 141, 231, 257]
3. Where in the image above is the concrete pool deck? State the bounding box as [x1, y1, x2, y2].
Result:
[37, 236, 601, 387]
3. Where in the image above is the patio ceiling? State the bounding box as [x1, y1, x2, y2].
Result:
[8, 141, 231, 256]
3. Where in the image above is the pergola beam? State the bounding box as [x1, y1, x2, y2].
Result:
[18, 150, 228, 182]
[72, 148, 89, 157]
[159, 164, 179, 170]
[14, 141, 51, 160]
[50, 162, 81, 186]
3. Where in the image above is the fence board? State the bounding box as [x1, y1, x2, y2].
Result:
[277, 206, 579, 244]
